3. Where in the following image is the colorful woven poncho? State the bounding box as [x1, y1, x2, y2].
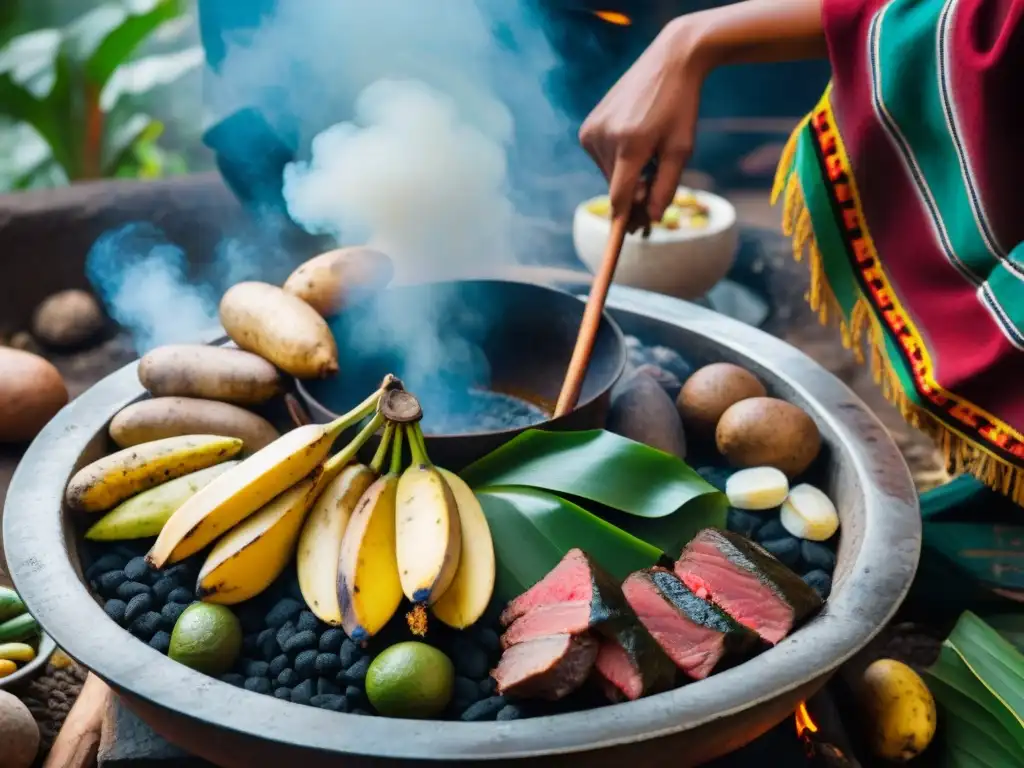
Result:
[774, 0, 1024, 501]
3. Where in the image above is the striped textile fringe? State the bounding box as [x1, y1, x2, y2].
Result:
[772, 129, 1024, 504]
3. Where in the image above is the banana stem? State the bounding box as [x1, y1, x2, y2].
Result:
[370, 422, 394, 475]
[390, 424, 406, 476]
[321, 412, 385, 482]
[325, 387, 385, 438]
[407, 423, 431, 467]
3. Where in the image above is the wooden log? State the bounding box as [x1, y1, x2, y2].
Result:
[43, 672, 112, 768]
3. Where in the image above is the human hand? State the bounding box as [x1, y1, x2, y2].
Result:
[579, 18, 710, 229]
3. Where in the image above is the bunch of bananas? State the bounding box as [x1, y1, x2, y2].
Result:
[132, 376, 495, 639]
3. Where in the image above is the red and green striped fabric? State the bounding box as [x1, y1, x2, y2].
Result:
[774, 0, 1024, 501]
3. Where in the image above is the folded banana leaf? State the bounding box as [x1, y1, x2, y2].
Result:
[477, 488, 664, 602]
[924, 611, 1024, 767]
[462, 428, 726, 555]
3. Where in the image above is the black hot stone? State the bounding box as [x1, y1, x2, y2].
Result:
[647, 345, 694, 382]
[803, 570, 833, 600]
[801, 541, 837, 573]
[294, 650, 318, 679]
[220, 673, 245, 687]
[283, 630, 317, 655]
[103, 599, 128, 624]
[696, 467, 732, 492]
[474, 628, 500, 655]
[151, 577, 177, 603]
[266, 598, 304, 629]
[244, 660, 270, 678]
[244, 677, 272, 695]
[761, 538, 801, 569]
[269, 654, 290, 678]
[256, 628, 277, 654]
[123, 593, 153, 624]
[344, 686, 366, 708]
[317, 678, 341, 697]
[478, 677, 497, 698]
[163, 563, 194, 582]
[148, 631, 172, 654]
[123, 557, 151, 583]
[166, 587, 193, 605]
[453, 676, 480, 706]
[315, 653, 342, 677]
[756, 519, 787, 543]
[259, 633, 279, 661]
[727, 508, 763, 539]
[276, 668, 299, 688]
[117, 581, 151, 602]
[161, 602, 187, 624]
[97, 570, 128, 595]
[291, 678, 314, 705]
[87, 554, 127, 580]
[319, 629, 344, 654]
[319, 694, 348, 712]
[460, 696, 506, 722]
[496, 705, 524, 721]
[451, 638, 488, 680]
[129, 611, 163, 640]
[296, 611, 319, 633]
[632, 363, 683, 400]
[275, 621, 297, 650]
[339, 639, 360, 669]
[274, 687, 291, 700]
[343, 657, 369, 684]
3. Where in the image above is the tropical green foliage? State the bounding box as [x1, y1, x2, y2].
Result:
[0, 0, 203, 190]
[925, 611, 1024, 768]
[461, 429, 726, 601]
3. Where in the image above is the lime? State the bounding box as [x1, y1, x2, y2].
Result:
[365, 641, 455, 718]
[168, 602, 242, 677]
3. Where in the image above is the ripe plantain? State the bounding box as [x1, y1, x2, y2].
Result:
[431, 468, 495, 629]
[148, 385, 387, 568]
[296, 428, 388, 624]
[395, 423, 461, 605]
[197, 412, 385, 605]
[85, 461, 239, 541]
[337, 425, 405, 641]
[65, 435, 243, 514]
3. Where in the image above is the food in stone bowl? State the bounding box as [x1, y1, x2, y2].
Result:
[573, 187, 739, 300]
[68, 333, 840, 724]
[0, 586, 55, 689]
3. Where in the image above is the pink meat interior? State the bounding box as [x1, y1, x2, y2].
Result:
[594, 639, 643, 701]
[501, 549, 592, 626]
[675, 538, 794, 645]
[501, 602, 591, 649]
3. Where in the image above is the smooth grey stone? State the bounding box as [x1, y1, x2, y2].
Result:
[607, 372, 687, 459]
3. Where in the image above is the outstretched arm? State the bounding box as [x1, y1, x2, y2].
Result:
[579, 0, 827, 224]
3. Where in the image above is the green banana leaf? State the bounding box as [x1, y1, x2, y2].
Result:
[463, 428, 726, 555]
[925, 611, 1024, 767]
[477, 487, 663, 603]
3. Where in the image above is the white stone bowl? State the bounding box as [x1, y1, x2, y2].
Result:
[573, 188, 739, 300]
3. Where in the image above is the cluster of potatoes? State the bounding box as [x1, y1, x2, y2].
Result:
[676, 362, 821, 477]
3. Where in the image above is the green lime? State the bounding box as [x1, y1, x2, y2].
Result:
[168, 602, 242, 677]
[366, 641, 455, 718]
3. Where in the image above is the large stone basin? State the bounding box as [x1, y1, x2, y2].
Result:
[3, 282, 920, 767]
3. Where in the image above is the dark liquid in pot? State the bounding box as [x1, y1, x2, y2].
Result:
[421, 388, 550, 435]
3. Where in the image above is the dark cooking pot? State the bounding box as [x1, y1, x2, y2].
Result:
[296, 279, 627, 470]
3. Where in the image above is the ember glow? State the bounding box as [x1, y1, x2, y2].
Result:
[794, 701, 819, 738]
[593, 10, 632, 25]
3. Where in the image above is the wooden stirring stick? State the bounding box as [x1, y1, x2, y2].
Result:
[554, 212, 630, 417]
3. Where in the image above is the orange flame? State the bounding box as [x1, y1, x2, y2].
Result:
[593, 11, 632, 25]
[794, 701, 819, 738]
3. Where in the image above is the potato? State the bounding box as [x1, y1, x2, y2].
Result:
[219, 282, 339, 379]
[31, 289, 105, 349]
[138, 344, 282, 405]
[0, 348, 68, 443]
[859, 659, 936, 762]
[715, 397, 821, 477]
[607, 372, 687, 459]
[283, 246, 393, 317]
[109, 397, 280, 452]
[676, 362, 766, 436]
[0, 689, 40, 768]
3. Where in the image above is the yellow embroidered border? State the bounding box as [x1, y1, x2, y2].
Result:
[774, 86, 1024, 502]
